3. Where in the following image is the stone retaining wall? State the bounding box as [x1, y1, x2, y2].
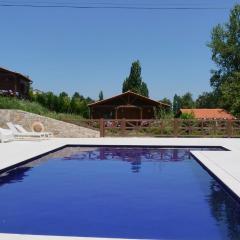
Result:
[0, 109, 99, 138]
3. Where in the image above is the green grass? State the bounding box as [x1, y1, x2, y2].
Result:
[0, 96, 85, 124]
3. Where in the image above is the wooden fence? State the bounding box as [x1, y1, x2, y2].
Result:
[87, 118, 240, 138]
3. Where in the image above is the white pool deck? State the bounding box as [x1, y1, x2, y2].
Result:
[0, 137, 240, 240]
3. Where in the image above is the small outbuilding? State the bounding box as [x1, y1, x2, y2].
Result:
[88, 91, 170, 119]
[0, 67, 32, 98]
[176, 108, 235, 120]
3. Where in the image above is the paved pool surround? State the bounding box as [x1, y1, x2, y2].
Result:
[0, 137, 240, 240]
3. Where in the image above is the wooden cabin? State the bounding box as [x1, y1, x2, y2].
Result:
[88, 91, 170, 119]
[0, 67, 32, 98]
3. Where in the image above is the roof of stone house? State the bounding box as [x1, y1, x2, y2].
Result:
[179, 108, 235, 120]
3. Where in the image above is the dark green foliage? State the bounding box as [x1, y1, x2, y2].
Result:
[207, 4, 240, 116]
[0, 96, 49, 115]
[180, 92, 195, 108]
[208, 5, 240, 84]
[220, 72, 240, 117]
[122, 60, 149, 97]
[180, 112, 195, 119]
[173, 93, 195, 115]
[45, 92, 58, 111]
[0, 96, 85, 123]
[155, 109, 173, 119]
[196, 92, 219, 108]
[85, 97, 94, 104]
[159, 97, 172, 114]
[70, 92, 89, 118]
[173, 94, 181, 115]
[99, 90, 104, 101]
[29, 91, 93, 118]
[160, 97, 172, 106]
[58, 92, 71, 113]
[140, 82, 149, 97]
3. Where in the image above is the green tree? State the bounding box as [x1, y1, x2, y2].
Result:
[208, 4, 240, 115]
[70, 92, 80, 114]
[122, 60, 149, 97]
[85, 97, 94, 104]
[159, 97, 172, 113]
[58, 92, 71, 113]
[35, 92, 47, 107]
[220, 72, 240, 117]
[72, 92, 85, 101]
[45, 92, 56, 111]
[70, 92, 90, 117]
[180, 112, 195, 119]
[196, 92, 218, 108]
[99, 90, 104, 101]
[160, 97, 172, 106]
[172, 93, 195, 115]
[28, 88, 35, 102]
[173, 94, 181, 115]
[29, 90, 91, 117]
[72, 92, 81, 99]
[181, 92, 195, 109]
[140, 82, 149, 97]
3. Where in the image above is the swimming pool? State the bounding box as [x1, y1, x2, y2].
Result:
[0, 146, 239, 239]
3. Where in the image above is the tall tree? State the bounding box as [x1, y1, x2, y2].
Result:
[45, 92, 55, 111]
[159, 97, 172, 113]
[58, 92, 71, 113]
[180, 92, 195, 109]
[98, 90, 104, 101]
[122, 60, 149, 97]
[208, 4, 240, 116]
[173, 94, 181, 115]
[70, 92, 80, 113]
[173, 92, 195, 115]
[196, 92, 218, 108]
[160, 97, 172, 107]
[220, 72, 240, 116]
[140, 82, 149, 97]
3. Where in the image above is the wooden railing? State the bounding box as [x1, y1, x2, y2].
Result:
[91, 118, 240, 138]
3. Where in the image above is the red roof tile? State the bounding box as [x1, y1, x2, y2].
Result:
[180, 108, 235, 120]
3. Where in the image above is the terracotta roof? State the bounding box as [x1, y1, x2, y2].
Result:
[0, 67, 32, 82]
[180, 108, 235, 120]
[88, 91, 170, 107]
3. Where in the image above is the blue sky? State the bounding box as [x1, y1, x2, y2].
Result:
[0, 0, 238, 101]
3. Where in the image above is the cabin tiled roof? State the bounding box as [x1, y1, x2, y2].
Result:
[180, 108, 235, 120]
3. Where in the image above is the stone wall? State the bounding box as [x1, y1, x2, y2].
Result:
[0, 109, 99, 138]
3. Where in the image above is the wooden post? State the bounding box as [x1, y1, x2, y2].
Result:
[213, 120, 217, 136]
[99, 118, 105, 137]
[201, 119, 204, 136]
[227, 119, 232, 138]
[121, 118, 126, 136]
[173, 119, 179, 137]
[160, 120, 163, 135]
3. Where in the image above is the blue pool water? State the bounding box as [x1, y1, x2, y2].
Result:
[0, 147, 239, 239]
